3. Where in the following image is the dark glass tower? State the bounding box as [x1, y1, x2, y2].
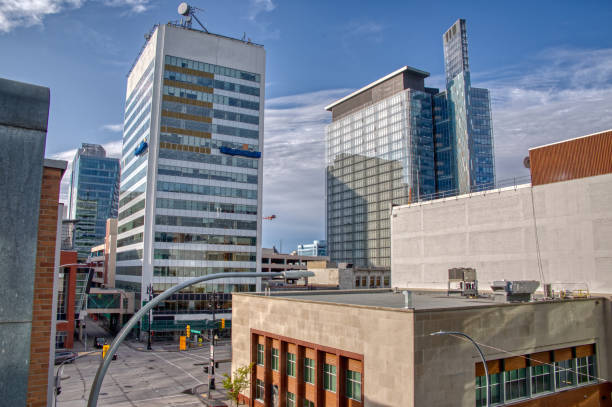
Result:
[68, 143, 120, 259]
[434, 19, 495, 195]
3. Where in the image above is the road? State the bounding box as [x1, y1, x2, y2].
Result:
[55, 320, 232, 406]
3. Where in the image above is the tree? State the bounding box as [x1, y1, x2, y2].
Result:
[222, 362, 254, 406]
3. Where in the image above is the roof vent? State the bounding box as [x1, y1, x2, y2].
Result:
[491, 280, 540, 303]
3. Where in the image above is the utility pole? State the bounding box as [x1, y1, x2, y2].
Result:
[207, 291, 218, 399]
[146, 284, 153, 350]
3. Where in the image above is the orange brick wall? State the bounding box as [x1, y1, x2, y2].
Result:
[26, 166, 63, 407]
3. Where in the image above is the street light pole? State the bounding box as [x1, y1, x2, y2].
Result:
[146, 284, 153, 350]
[87, 270, 314, 407]
[430, 331, 489, 407]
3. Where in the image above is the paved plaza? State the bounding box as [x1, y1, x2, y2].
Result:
[55, 321, 232, 406]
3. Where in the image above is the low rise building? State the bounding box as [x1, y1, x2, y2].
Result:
[231, 290, 612, 407]
[391, 129, 612, 294]
[297, 240, 327, 257]
[262, 248, 328, 274]
[88, 218, 117, 288]
[307, 261, 390, 290]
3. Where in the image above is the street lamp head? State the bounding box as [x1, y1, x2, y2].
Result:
[429, 330, 446, 336]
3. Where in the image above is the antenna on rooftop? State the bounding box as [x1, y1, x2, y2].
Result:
[178, 2, 209, 33]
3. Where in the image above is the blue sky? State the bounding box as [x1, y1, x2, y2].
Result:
[2, 0, 612, 251]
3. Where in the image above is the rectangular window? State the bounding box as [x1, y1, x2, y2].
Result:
[257, 343, 264, 366]
[577, 356, 596, 384]
[255, 379, 264, 401]
[531, 365, 552, 394]
[376, 276, 381, 287]
[383, 276, 390, 287]
[286, 391, 295, 407]
[361, 276, 367, 287]
[324, 363, 336, 392]
[555, 360, 575, 389]
[303, 400, 314, 407]
[346, 370, 361, 401]
[271, 348, 279, 371]
[475, 373, 501, 407]
[504, 368, 528, 400]
[355, 277, 360, 287]
[287, 353, 296, 377]
[304, 358, 315, 384]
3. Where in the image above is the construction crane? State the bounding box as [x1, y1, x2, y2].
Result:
[263, 215, 276, 220]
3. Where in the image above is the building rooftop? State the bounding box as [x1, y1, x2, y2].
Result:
[324, 66, 430, 111]
[247, 289, 594, 312]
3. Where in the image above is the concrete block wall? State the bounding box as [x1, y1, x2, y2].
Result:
[391, 173, 612, 294]
[232, 294, 416, 406]
[0, 78, 49, 406]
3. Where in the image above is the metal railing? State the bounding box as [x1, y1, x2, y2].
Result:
[417, 175, 532, 203]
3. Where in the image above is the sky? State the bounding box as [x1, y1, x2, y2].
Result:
[2, 0, 612, 252]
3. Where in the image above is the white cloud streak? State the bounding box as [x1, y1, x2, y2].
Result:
[0, 0, 149, 33]
[247, 0, 275, 22]
[0, 0, 83, 32]
[102, 123, 123, 132]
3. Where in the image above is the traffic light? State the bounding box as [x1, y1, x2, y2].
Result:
[186, 324, 190, 337]
[221, 318, 225, 329]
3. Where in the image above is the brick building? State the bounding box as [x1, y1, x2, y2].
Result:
[231, 290, 612, 407]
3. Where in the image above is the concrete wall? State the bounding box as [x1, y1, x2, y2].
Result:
[232, 294, 416, 407]
[415, 298, 611, 406]
[0, 78, 49, 406]
[391, 173, 612, 294]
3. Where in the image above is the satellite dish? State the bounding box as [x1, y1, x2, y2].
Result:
[523, 156, 530, 169]
[178, 2, 190, 16]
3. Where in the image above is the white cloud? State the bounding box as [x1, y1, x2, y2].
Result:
[0, 0, 150, 33]
[483, 47, 612, 181]
[0, 0, 83, 32]
[247, 0, 275, 21]
[102, 123, 123, 132]
[102, 0, 150, 14]
[51, 139, 122, 204]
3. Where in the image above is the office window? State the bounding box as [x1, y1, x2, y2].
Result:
[531, 365, 552, 394]
[346, 370, 361, 401]
[577, 356, 596, 384]
[504, 368, 527, 400]
[555, 360, 575, 389]
[255, 379, 264, 401]
[304, 357, 315, 384]
[324, 363, 336, 392]
[286, 392, 295, 407]
[303, 400, 314, 407]
[257, 343, 264, 366]
[271, 348, 279, 371]
[287, 353, 296, 377]
[475, 373, 501, 407]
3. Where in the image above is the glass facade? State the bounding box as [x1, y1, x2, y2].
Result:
[326, 90, 434, 267]
[115, 25, 263, 328]
[325, 19, 496, 267]
[297, 240, 327, 256]
[68, 143, 120, 259]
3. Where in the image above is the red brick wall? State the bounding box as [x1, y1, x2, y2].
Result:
[26, 166, 63, 407]
[57, 251, 78, 349]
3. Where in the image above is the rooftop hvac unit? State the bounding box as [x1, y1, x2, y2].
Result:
[491, 280, 540, 303]
[447, 268, 478, 297]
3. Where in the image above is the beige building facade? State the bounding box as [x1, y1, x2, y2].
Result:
[231, 291, 612, 407]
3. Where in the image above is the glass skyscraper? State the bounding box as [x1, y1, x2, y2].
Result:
[68, 143, 120, 260]
[115, 22, 264, 328]
[325, 19, 494, 268]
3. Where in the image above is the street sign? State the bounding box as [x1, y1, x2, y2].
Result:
[191, 329, 201, 334]
[179, 336, 187, 351]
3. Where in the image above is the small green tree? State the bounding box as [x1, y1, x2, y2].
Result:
[222, 362, 254, 406]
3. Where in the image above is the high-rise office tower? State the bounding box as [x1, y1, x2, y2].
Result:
[115, 21, 264, 325]
[325, 67, 436, 268]
[436, 19, 495, 194]
[68, 143, 120, 259]
[325, 19, 494, 268]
